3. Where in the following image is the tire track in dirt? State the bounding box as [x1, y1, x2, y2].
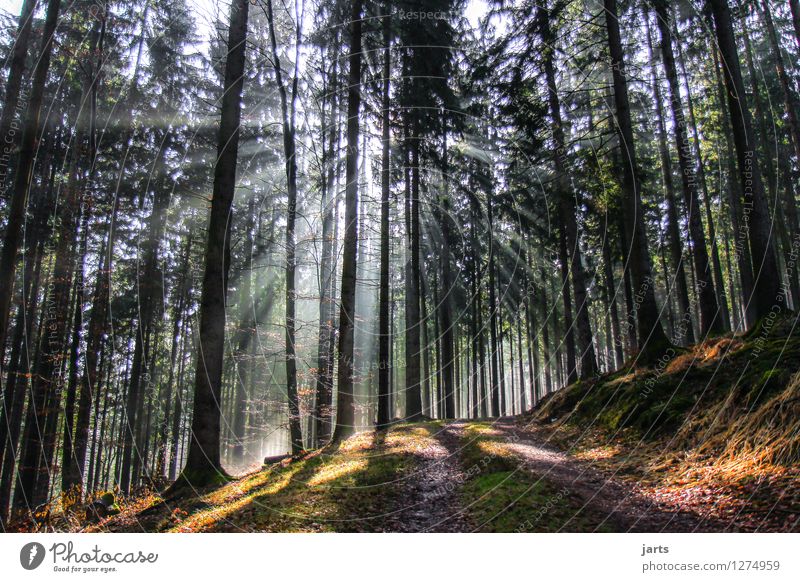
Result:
[383, 422, 469, 532]
[489, 419, 721, 532]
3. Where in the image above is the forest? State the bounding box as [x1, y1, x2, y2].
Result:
[0, 0, 798, 533]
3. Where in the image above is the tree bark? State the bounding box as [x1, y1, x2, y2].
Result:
[708, 0, 783, 320]
[438, 126, 456, 417]
[654, 1, 723, 337]
[0, 0, 37, 171]
[266, 0, 303, 455]
[604, 0, 671, 358]
[331, 0, 363, 441]
[176, 0, 249, 487]
[377, 6, 391, 429]
[0, 0, 61, 381]
[540, 4, 597, 379]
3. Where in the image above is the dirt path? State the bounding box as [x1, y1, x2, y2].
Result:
[488, 419, 721, 532]
[381, 423, 469, 532]
[91, 419, 723, 533]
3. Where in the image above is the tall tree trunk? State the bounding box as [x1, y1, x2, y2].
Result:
[163, 235, 191, 471]
[470, 185, 483, 417]
[331, 0, 363, 441]
[604, 0, 670, 358]
[712, 44, 755, 328]
[708, 0, 783, 320]
[314, 39, 340, 446]
[654, 0, 723, 336]
[377, 6, 391, 429]
[540, 4, 597, 379]
[645, 14, 695, 344]
[439, 126, 456, 418]
[120, 165, 171, 493]
[674, 29, 731, 330]
[487, 189, 501, 415]
[60, 216, 89, 499]
[0, 0, 61, 374]
[404, 122, 423, 421]
[266, 0, 303, 455]
[0, 0, 36, 169]
[61, 11, 105, 498]
[175, 0, 249, 487]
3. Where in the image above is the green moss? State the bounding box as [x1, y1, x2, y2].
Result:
[457, 422, 616, 532]
[240, 427, 434, 532]
[536, 329, 800, 468]
[463, 470, 615, 532]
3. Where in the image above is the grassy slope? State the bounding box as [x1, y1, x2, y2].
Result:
[532, 320, 800, 531]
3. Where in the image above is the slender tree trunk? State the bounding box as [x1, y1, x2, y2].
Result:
[708, 0, 783, 320]
[645, 15, 695, 344]
[377, 6, 391, 429]
[60, 217, 89, 499]
[331, 0, 363, 441]
[163, 236, 191, 471]
[61, 12, 105, 498]
[674, 30, 731, 330]
[266, 0, 303, 455]
[487, 190, 501, 415]
[403, 122, 423, 421]
[439, 127, 456, 417]
[604, 0, 670, 357]
[540, 4, 597, 379]
[712, 44, 755, 328]
[470, 187, 482, 417]
[654, 1, 722, 336]
[176, 0, 249, 487]
[313, 40, 339, 446]
[0, 0, 61, 372]
[0, 0, 36, 169]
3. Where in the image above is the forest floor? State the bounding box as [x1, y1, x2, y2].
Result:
[76, 417, 788, 533]
[42, 323, 800, 533]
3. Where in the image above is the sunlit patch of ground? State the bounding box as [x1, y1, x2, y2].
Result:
[305, 458, 369, 486]
[460, 422, 504, 437]
[603, 371, 638, 387]
[572, 444, 622, 462]
[456, 423, 614, 532]
[515, 419, 800, 531]
[79, 491, 162, 533]
[93, 423, 444, 533]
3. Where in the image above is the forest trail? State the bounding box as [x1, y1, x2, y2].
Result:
[485, 420, 716, 532]
[379, 422, 468, 532]
[82, 419, 738, 533]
